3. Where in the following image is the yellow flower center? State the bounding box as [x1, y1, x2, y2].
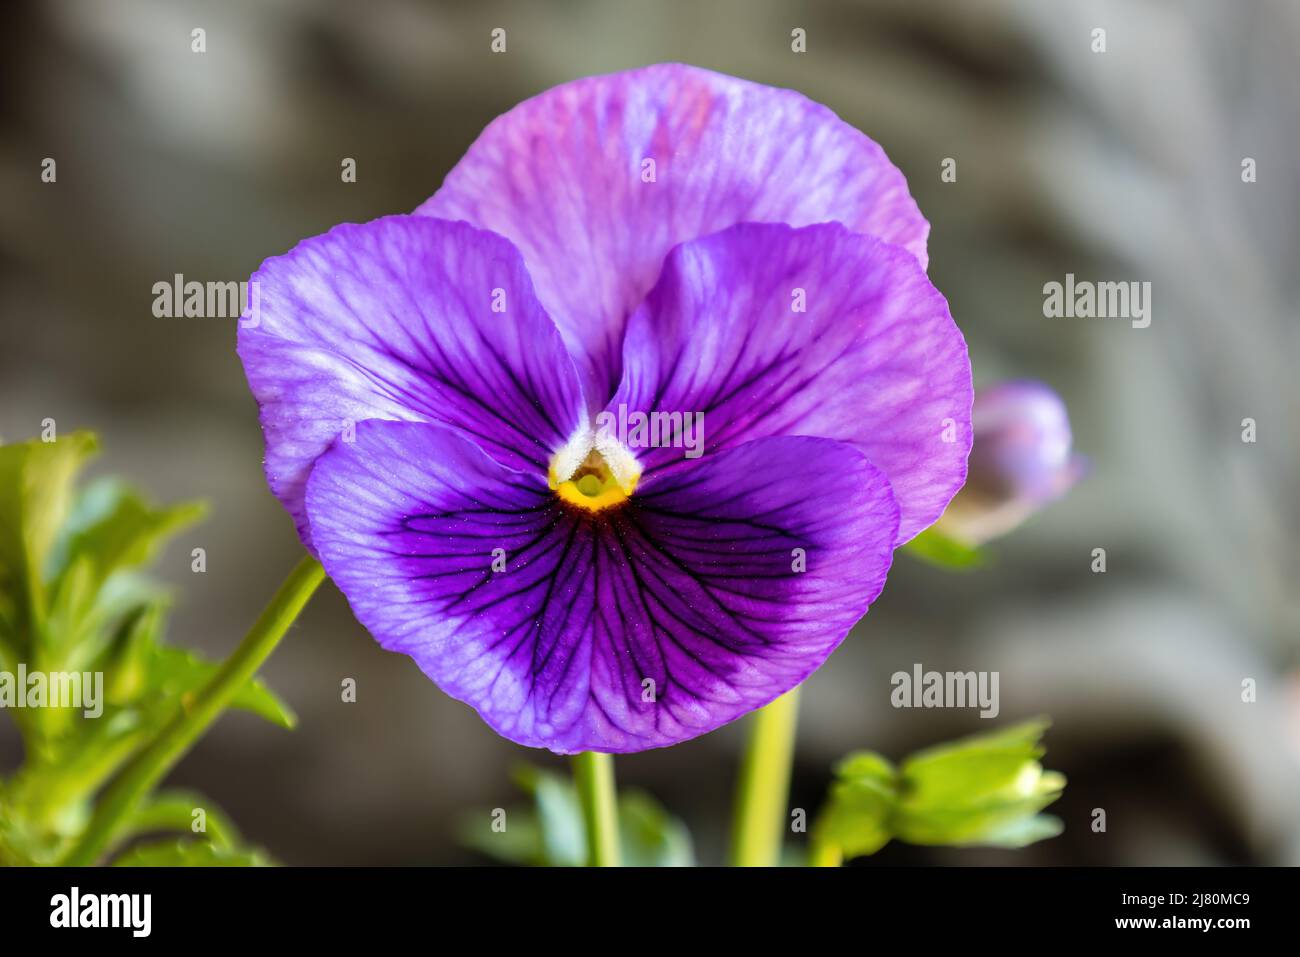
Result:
[549, 449, 636, 512]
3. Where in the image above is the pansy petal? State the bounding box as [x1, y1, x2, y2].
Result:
[418, 63, 929, 403]
[609, 222, 972, 544]
[306, 420, 898, 753]
[237, 215, 585, 548]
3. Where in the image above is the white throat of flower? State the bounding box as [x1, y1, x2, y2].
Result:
[547, 423, 642, 512]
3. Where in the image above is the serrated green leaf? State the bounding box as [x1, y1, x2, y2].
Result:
[901, 524, 987, 571]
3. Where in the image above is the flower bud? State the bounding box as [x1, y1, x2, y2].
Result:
[892, 720, 1066, 848]
[811, 720, 1065, 861]
[937, 380, 1085, 545]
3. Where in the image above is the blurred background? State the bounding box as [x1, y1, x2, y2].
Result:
[2, 0, 1297, 865]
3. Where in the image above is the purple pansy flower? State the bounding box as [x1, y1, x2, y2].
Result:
[238, 64, 972, 753]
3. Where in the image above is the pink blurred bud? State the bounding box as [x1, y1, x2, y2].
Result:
[936, 380, 1085, 545]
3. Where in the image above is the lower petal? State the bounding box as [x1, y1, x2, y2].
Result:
[306, 421, 898, 753]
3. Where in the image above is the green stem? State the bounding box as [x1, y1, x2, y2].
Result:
[729, 687, 800, 866]
[61, 555, 325, 866]
[571, 751, 620, 866]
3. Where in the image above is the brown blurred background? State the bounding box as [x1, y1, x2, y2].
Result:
[2, 0, 1298, 865]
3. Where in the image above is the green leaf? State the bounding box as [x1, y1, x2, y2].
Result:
[895, 721, 1064, 848]
[43, 554, 103, 665]
[0, 431, 99, 637]
[0, 431, 294, 868]
[35, 477, 203, 674]
[102, 602, 166, 705]
[811, 752, 896, 860]
[147, 646, 297, 729]
[116, 790, 241, 850]
[519, 766, 586, 866]
[462, 766, 694, 867]
[457, 811, 544, 867]
[973, 813, 1065, 848]
[894, 793, 1064, 847]
[901, 719, 1050, 806]
[834, 750, 897, 790]
[901, 525, 987, 571]
[617, 790, 694, 867]
[456, 767, 582, 867]
[1, 707, 151, 842]
[111, 838, 271, 867]
[50, 478, 206, 590]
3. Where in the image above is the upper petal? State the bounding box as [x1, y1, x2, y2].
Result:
[305, 420, 898, 753]
[237, 215, 585, 549]
[610, 222, 972, 544]
[418, 63, 929, 404]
